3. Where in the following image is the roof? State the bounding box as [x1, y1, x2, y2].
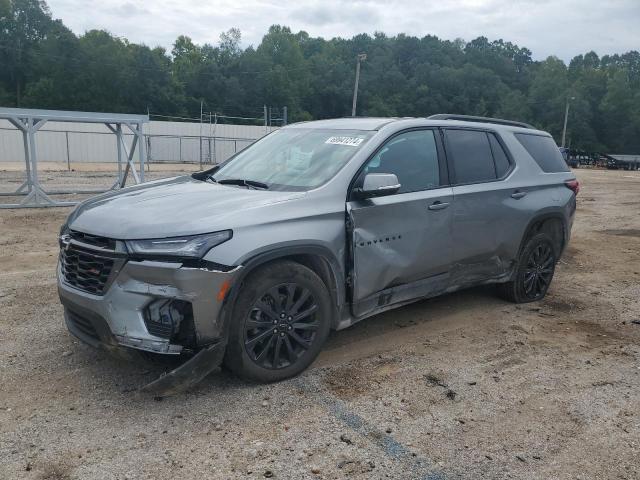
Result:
[286, 116, 545, 135]
[0, 107, 149, 124]
[287, 117, 399, 131]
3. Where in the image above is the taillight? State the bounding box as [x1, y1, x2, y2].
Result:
[565, 179, 580, 195]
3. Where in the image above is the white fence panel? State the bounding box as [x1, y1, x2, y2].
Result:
[0, 119, 277, 165]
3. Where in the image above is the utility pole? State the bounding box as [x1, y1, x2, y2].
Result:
[351, 53, 367, 117]
[16, 37, 22, 106]
[561, 96, 575, 148]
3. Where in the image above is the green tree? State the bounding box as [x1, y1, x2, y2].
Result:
[601, 70, 640, 153]
[0, 0, 54, 105]
[2, 0, 640, 152]
[527, 57, 569, 141]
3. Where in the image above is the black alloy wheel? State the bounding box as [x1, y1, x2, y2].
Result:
[224, 260, 331, 382]
[244, 283, 319, 369]
[522, 242, 555, 299]
[497, 232, 557, 304]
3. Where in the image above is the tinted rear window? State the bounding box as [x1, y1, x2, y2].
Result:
[514, 134, 569, 173]
[445, 130, 496, 183]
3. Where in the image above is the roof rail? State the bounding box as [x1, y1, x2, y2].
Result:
[427, 114, 534, 129]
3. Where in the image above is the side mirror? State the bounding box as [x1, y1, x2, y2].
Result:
[358, 173, 401, 198]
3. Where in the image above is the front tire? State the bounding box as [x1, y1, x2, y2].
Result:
[498, 233, 557, 303]
[224, 261, 332, 382]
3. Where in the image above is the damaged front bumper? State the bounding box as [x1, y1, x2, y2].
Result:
[57, 245, 241, 394]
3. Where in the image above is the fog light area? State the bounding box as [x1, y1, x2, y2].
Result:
[144, 299, 192, 339]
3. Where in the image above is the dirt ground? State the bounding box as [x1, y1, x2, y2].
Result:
[0, 168, 639, 479]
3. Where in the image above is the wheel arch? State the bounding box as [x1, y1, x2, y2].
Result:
[517, 212, 567, 259]
[225, 245, 345, 329]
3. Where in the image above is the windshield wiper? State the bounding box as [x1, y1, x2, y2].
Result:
[215, 178, 269, 190]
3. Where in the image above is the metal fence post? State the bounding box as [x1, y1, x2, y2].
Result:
[27, 118, 38, 203]
[24, 118, 51, 205]
[65, 130, 71, 171]
[199, 101, 203, 169]
[21, 122, 33, 192]
[146, 134, 151, 171]
[138, 123, 146, 182]
[115, 124, 123, 186]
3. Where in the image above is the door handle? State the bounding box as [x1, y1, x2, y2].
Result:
[428, 201, 450, 211]
[511, 190, 527, 199]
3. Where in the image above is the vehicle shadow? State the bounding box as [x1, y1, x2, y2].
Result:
[323, 284, 504, 352]
[69, 284, 506, 400]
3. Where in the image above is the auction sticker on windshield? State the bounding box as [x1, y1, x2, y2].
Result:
[325, 136, 364, 147]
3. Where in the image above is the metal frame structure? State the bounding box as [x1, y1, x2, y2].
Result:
[0, 126, 260, 166]
[0, 107, 148, 208]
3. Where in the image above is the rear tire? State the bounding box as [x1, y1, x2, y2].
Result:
[498, 233, 557, 303]
[224, 260, 332, 382]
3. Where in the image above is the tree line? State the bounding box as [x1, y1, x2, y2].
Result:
[1, 0, 639, 153]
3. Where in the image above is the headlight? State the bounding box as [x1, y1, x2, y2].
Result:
[125, 230, 232, 259]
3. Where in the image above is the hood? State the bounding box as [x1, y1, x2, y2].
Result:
[68, 176, 305, 239]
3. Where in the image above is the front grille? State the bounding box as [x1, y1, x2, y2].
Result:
[66, 309, 100, 340]
[69, 230, 116, 250]
[60, 245, 115, 295]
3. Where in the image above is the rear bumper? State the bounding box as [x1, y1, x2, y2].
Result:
[58, 257, 241, 355]
[561, 196, 576, 257]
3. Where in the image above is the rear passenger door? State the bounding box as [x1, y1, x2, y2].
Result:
[443, 128, 516, 284]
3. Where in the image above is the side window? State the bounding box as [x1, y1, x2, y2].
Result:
[488, 133, 511, 177]
[362, 130, 440, 194]
[445, 129, 496, 184]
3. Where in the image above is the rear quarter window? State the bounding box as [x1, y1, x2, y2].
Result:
[514, 133, 569, 173]
[488, 134, 511, 177]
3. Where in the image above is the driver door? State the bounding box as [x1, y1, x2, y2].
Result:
[347, 129, 454, 318]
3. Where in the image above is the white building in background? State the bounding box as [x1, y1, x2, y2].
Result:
[0, 119, 277, 165]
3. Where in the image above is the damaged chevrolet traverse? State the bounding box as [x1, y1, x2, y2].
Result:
[58, 115, 578, 392]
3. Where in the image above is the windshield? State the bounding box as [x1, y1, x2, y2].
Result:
[211, 128, 375, 191]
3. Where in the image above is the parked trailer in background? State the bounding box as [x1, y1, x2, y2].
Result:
[560, 149, 640, 170]
[561, 148, 600, 169]
[604, 154, 640, 170]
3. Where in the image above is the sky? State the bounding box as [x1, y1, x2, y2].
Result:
[46, 0, 640, 62]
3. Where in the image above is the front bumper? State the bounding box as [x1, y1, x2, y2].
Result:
[58, 257, 241, 355]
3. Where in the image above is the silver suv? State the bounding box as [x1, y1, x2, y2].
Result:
[58, 115, 578, 392]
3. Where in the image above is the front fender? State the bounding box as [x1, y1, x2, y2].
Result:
[231, 244, 346, 317]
